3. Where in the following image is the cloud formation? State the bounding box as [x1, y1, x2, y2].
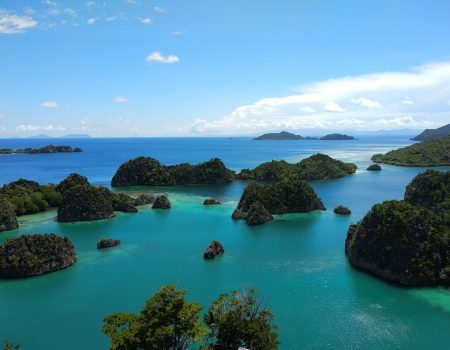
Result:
[114, 96, 129, 103]
[0, 10, 38, 34]
[188, 60, 450, 135]
[146, 51, 179, 64]
[40, 101, 59, 108]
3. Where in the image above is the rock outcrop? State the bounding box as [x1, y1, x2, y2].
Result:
[111, 157, 234, 187]
[203, 240, 224, 260]
[110, 193, 138, 213]
[333, 205, 351, 215]
[152, 195, 171, 209]
[0, 199, 18, 232]
[203, 198, 221, 205]
[134, 194, 155, 206]
[367, 164, 381, 171]
[97, 238, 121, 249]
[246, 202, 273, 225]
[0, 234, 77, 279]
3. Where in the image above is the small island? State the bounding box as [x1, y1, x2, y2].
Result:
[233, 178, 325, 225]
[371, 135, 450, 166]
[152, 195, 171, 209]
[112, 157, 234, 187]
[411, 123, 450, 141]
[237, 153, 357, 181]
[0, 234, 77, 279]
[254, 131, 317, 140]
[320, 133, 355, 140]
[345, 170, 450, 286]
[203, 240, 224, 259]
[97, 238, 121, 250]
[367, 164, 381, 171]
[0, 145, 82, 155]
[334, 205, 351, 215]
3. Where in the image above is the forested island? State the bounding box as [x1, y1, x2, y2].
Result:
[0, 145, 82, 154]
[0, 234, 77, 279]
[411, 123, 450, 141]
[346, 170, 450, 286]
[238, 153, 357, 181]
[372, 135, 450, 166]
[253, 131, 355, 140]
[112, 157, 234, 186]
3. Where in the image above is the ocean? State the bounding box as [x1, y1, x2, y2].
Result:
[1, 136, 449, 349]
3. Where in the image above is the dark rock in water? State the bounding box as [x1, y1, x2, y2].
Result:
[367, 164, 381, 171]
[0, 199, 18, 232]
[57, 185, 115, 222]
[334, 205, 351, 215]
[56, 173, 90, 194]
[246, 201, 273, 225]
[203, 198, 221, 205]
[134, 194, 155, 206]
[152, 195, 171, 209]
[0, 234, 77, 279]
[345, 200, 450, 286]
[232, 209, 247, 220]
[203, 240, 224, 260]
[111, 157, 235, 187]
[111, 193, 138, 212]
[236, 179, 325, 216]
[97, 238, 121, 249]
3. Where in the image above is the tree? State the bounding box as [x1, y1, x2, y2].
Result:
[2, 341, 19, 350]
[103, 285, 207, 350]
[202, 288, 279, 350]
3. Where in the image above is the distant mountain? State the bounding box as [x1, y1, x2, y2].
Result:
[28, 134, 52, 139]
[411, 124, 450, 141]
[254, 131, 317, 140]
[27, 134, 91, 139]
[320, 133, 355, 140]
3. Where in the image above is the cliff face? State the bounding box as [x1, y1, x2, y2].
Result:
[111, 157, 234, 186]
[345, 200, 449, 286]
[0, 199, 18, 232]
[0, 234, 77, 279]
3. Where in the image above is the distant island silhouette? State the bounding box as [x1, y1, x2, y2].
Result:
[254, 131, 355, 140]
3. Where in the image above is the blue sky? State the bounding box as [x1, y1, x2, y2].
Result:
[0, 0, 449, 137]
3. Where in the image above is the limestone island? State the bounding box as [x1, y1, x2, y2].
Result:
[345, 170, 450, 286]
[371, 135, 450, 166]
[233, 178, 325, 225]
[0, 234, 77, 279]
[203, 240, 224, 259]
[97, 238, 121, 250]
[152, 195, 171, 209]
[411, 123, 450, 141]
[0, 145, 82, 155]
[367, 164, 381, 171]
[320, 133, 355, 140]
[203, 198, 221, 205]
[237, 153, 357, 181]
[111, 157, 234, 187]
[334, 205, 351, 215]
[253, 131, 317, 140]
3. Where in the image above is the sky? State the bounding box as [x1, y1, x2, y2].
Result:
[0, 0, 449, 137]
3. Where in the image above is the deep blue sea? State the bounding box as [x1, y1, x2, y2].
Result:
[1, 136, 450, 349]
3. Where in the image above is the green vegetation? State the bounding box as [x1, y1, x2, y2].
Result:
[0, 234, 77, 279]
[411, 123, 450, 141]
[0, 145, 82, 154]
[371, 136, 450, 166]
[235, 178, 325, 219]
[346, 170, 450, 286]
[246, 201, 273, 225]
[0, 199, 18, 232]
[320, 133, 355, 140]
[103, 285, 207, 350]
[203, 288, 279, 350]
[2, 341, 19, 350]
[0, 179, 61, 216]
[254, 131, 315, 140]
[203, 240, 225, 259]
[103, 285, 279, 350]
[238, 153, 356, 181]
[111, 157, 235, 187]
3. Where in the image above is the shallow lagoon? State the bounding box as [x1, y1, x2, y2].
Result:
[1, 137, 450, 349]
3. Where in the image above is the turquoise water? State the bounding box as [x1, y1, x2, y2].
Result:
[1, 137, 450, 349]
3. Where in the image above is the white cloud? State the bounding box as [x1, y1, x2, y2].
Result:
[146, 51, 179, 64]
[0, 10, 38, 34]
[114, 96, 129, 103]
[23, 7, 35, 16]
[105, 16, 116, 22]
[87, 17, 96, 25]
[154, 6, 166, 13]
[401, 97, 414, 105]
[80, 117, 88, 125]
[171, 30, 184, 36]
[324, 102, 345, 113]
[185, 60, 450, 134]
[351, 97, 382, 109]
[16, 124, 66, 132]
[139, 17, 152, 24]
[40, 101, 59, 108]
